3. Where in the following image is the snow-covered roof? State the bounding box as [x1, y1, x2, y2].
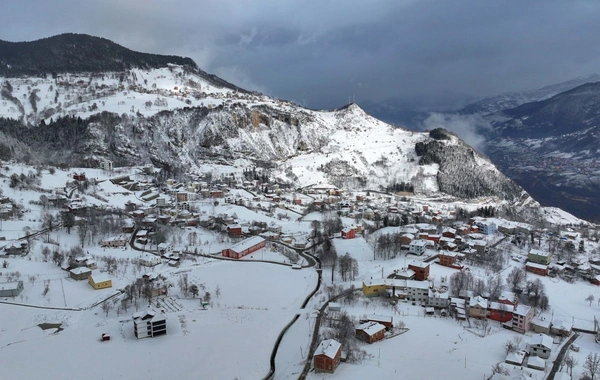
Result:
[70, 267, 91, 275]
[367, 315, 393, 324]
[90, 272, 111, 283]
[530, 317, 550, 329]
[526, 262, 548, 270]
[513, 304, 532, 316]
[505, 350, 526, 365]
[529, 249, 550, 257]
[527, 355, 546, 368]
[0, 281, 22, 290]
[313, 339, 341, 359]
[406, 280, 429, 290]
[489, 302, 513, 312]
[552, 318, 572, 331]
[228, 236, 265, 253]
[408, 260, 429, 269]
[356, 321, 386, 336]
[530, 333, 552, 349]
[469, 295, 488, 308]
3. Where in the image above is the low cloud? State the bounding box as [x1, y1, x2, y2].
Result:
[421, 113, 492, 153]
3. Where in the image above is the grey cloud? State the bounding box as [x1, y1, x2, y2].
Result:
[1, 1, 600, 110]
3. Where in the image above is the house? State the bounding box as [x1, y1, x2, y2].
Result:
[408, 261, 430, 281]
[478, 221, 497, 235]
[442, 227, 456, 239]
[551, 318, 572, 337]
[488, 301, 514, 323]
[526, 262, 548, 276]
[88, 272, 112, 290]
[390, 268, 415, 280]
[328, 302, 341, 312]
[227, 224, 242, 236]
[428, 288, 450, 309]
[366, 315, 394, 330]
[221, 236, 267, 259]
[438, 251, 462, 269]
[139, 253, 161, 267]
[341, 227, 356, 239]
[592, 275, 600, 286]
[505, 350, 526, 366]
[530, 317, 551, 335]
[69, 267, 92, 281]
[1, 240, 29, 256]
[313, 339, 342, 373]
[409, 240, 427, 255]
[133, 310, 167, 339]
[157, 243, 173, 256]
[0, 281, 23, 297]
[527, 355, 546, 371]
[512, 304, 534, 333]
[73, 172, 86, 181]
[355, 322, 386, 344]
[528, 249, 552, 265]
[406, 280, 429, 304]
[101, 236, 128, 248]
[529, 333, 552, 359]
[469, 296, 488, 319]
[362, 279, 388, 297]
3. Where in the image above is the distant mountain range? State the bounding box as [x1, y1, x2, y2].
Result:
[464, 79, 600, 221]
[0, 34, 537, 218]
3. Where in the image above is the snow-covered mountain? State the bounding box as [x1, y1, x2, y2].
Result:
[458, 73, 600, 116]
[482, 81, 600, 221]
[0, 34, 537, 211]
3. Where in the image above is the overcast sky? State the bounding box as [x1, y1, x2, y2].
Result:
[2, 0, 600, 110]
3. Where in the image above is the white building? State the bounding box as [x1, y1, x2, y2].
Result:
[139, 252, 161, 267]
[529, 333, 552, 359]
[133, 310, 167, 339]
[406, 280, 429, 304]
[409, 240, 427, 255]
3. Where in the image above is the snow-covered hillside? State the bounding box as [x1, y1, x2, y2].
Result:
[0, 71, 527, 206]
[0, 65, 238, 125]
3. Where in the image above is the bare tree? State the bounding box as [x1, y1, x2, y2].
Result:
[42, 246, 51, 262]
[564, 353, 577, 378]
[77, 223, 89, 247]
[177, 274, 189, 297]
[101, 301, 112, 317]
[583, 352, 600, 380]
[506, 267, 526, 293]
[586, 294, 595, 306]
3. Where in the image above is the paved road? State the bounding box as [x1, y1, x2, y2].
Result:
[546, 332, 579, 380]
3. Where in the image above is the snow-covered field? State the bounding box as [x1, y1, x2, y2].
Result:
[0, 259, 317, 380]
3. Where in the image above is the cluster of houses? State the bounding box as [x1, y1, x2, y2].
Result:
[69, 265, 113, 290]
[500, 332, 568, 377]
[313, 313, 395, 374]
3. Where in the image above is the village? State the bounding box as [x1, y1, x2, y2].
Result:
[0, 161, 599, 380]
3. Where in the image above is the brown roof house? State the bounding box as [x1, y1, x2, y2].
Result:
[356, 321, 386, 344]
[313, 339, 342, 374]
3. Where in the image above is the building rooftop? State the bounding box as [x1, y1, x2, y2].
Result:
[313, 339, 341, 359]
